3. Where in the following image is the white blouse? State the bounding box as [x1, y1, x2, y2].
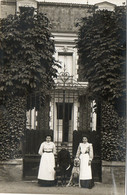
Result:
[38, 141, 56, 155]
[76, 142, 93, 161]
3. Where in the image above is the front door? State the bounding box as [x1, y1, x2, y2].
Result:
[56, 102, 73, 142]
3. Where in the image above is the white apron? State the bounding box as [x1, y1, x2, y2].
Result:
[37, 142, 56, 181]
[80, 153, 92, 180]
[79, 143, 93, 180]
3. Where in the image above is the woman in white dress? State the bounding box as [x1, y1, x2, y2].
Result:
[38, 135, 56, 186]
[76, 136, 94, 188]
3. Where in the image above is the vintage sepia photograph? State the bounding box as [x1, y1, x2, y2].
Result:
[0, 0, 126, 195]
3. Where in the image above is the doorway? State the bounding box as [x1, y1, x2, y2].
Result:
[56, 102, 73, 142]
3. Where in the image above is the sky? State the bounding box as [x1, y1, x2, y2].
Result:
[37, 0, 126, 6]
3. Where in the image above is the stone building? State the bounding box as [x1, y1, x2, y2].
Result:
[95, 1, 116, 11]
[1, 0, 124, 183]
[1, 0, 97, 148]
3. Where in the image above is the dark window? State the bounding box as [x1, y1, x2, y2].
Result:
[19, 6, 34, 15]
[56, 103, 73, 120]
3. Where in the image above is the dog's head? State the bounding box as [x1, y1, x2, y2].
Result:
[74, 158, 80, 167]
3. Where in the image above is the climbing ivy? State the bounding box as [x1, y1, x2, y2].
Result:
[0, 8, 58, 160]
[77, 7, 126, 161]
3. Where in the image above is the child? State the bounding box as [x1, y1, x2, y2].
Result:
[57, 142, 71, 186]
[66, 158, 80, 187]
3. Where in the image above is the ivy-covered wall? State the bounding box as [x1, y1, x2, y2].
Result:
[78, 95, 91, 132]
[37, 96, 50, 131]
[101, 101, 126, 161]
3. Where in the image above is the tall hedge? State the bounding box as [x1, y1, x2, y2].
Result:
[77, 7, 126, 161]
[101, 101, 126, 161]
[77, 8, 126, 107]
[0, 9, 58, 160]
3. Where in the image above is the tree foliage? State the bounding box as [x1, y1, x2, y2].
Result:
[0, 8, 58, 99]
[77, 7, 126, 161]
[0, 96, 27, 160]
[0, 9, 58, 160]
[101, 101, 126, 161]
[77, 7, 126, 115]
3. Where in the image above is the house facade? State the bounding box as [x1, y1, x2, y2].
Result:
[0, 0, 97, 145]
[95, 1, 116, 11]
[25, 1, 97, 156]
[0, 0, 118, 181]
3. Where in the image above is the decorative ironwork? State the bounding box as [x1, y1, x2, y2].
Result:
[56, 64, 73, 86]
[54, 64, 88, 94]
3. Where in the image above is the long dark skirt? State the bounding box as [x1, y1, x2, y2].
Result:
[80, 179, 94, 189]
[38, 179, 55, 187]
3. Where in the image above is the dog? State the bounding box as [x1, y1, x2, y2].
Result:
[66, 158, 80, 187]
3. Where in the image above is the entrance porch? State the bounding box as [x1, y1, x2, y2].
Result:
[23, 76, 101, 181]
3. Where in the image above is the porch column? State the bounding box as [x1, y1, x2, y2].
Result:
[49, 97, 58, 142]
[49, 97, 57, 133]
[73, 97, 79, 131]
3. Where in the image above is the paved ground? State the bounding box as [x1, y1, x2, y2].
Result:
[0, 181, 125, 195]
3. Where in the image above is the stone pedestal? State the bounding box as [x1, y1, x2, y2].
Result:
[0, 159, 23, 182]
[102, 161, 125, 185]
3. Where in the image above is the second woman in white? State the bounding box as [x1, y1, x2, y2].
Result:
[76, 136, 94, 188]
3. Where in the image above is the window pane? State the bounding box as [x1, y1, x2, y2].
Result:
[58, 53, 73, 76]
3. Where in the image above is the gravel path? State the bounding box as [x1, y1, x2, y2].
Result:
[0, 181, 125, 195]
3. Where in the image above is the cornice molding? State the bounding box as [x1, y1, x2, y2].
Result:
[37, 1, 94, 8]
